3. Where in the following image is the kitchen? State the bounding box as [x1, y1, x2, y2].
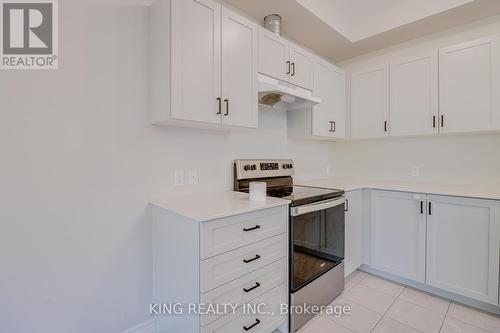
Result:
[1, 0, 500, 333]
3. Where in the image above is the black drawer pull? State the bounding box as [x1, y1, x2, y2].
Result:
[243, 319, 261, 331]
[243, 225, 261, 232]
[243, 282, 261, 293]
[243, 255, 261, 264]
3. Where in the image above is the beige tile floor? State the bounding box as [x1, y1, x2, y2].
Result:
[297, 270, 500, 333]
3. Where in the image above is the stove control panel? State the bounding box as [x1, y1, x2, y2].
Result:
[234, 159, 294, 180]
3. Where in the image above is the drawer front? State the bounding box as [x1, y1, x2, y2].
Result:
[202, 283, 288, 333]
[201, 234, 287, 292]
[201, 206, 287, 259]
[201, 259, 287, 326]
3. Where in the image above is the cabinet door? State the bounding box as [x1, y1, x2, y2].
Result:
[312, 59, 346, 139]
[426, 195, 500, 305]
[390, 53, 439, 136]
[345, 190, 363, 277]
[439, 35, 500, 133]
[370, 191, 426, 283]
[258, 27, 289, 82]
[350, 65, 390, 139]
[171, 0, 221, 124]
[289, 43, 314, 90]
[221, 7, 258, 128]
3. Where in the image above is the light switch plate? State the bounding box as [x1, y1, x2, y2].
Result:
[174, 170, 185, 186]
[188, 170, 198, 185]
[411, 166, 420, 177]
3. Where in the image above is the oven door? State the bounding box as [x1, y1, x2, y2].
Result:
[290, 196, 345, 293]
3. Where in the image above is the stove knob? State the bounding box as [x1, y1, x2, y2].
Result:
[288, 164, 293, 169]
[244, 165, 251, 171]
[282, 164, 288, 169]
[251, 164, 257, 171]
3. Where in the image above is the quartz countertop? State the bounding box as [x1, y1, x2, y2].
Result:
[150, 190, 290, 222]
[296, 178, 500, 201]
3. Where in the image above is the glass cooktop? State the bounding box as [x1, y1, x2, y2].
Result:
[267, 185, 344, 206]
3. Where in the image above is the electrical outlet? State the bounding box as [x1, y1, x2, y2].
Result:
[174, 170, 185, 186]
[188, 170, 198, 185]
[411, 166, 420, 177]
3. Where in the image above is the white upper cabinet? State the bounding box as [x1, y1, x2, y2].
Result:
[390, 52, 439, 137]
[221, 7, 258, 128]
[287, 57, 346, 140]
[312, 58, 346, 138]
[258, 27, 290, 82]
[258, 27, 314, 90]
[289, 43, 314, 90]
[350, 64, 390, 139]
[426, 195, 500, 305]
[370, 191, 426, 283]
[439, 35, 500, 133]
[170, 0, 222, 124]
[150, 0, 258, 129]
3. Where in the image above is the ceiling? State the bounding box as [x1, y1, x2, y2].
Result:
[295, 0, 475, 42]
[224, 0, 500, 62]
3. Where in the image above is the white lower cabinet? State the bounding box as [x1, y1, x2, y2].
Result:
[202, 283, 288, 333]
[345, 190, 364, 276]
[367, 190, 500, 307]
[370, 190, 426, 283]
[426, 195, 500, 305]
[153, 204, 289, 333]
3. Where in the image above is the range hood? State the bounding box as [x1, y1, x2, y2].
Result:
[258, 73, 321, 110]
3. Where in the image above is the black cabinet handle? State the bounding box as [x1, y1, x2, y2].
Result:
[345, 199, 349, 212]
[243, 282, 261, 293]
[384, 121, 388, 132]
[286, 61, 291, 75]
[224, 99, 229, 116]
[420, 201, 424, 215]
[243, 225, 261, 232]
[441, 115, 444, 128]
[433, 115, 436, 128]
[217, 97, 222, 115]
[331, 121, 336, 132]
[243, 319, 261, 331]
[243, 255, 261, 264]
[291, 62, 295, 76]
[428, 202, 432, 215]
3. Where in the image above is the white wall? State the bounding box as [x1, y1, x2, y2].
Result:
[0, 2, 334, 333]
[334, 14, 500, 187]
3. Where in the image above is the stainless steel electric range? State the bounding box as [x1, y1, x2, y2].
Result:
[234, 159, 346, 332]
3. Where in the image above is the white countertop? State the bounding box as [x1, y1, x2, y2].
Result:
[297, 178, 500, 201]
[150, 190, 290, 222]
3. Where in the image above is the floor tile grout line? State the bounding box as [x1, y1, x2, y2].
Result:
[321, 293, 385, 332]
[444, 304, 499, 333]
[370, 285, 407, 332]
[438, 302, 451, 333]
[398, 294, 451, 316]
[358, 274, 406, 298]
[395, 296, 451, 315]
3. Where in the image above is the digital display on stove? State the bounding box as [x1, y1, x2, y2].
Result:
[260, 162, 279, 171]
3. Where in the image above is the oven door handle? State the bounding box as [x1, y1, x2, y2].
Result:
[290, 197, 345, 217]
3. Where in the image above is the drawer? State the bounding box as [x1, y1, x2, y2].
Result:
[201, 234, 287, 292]
[202, 283, 288, 333]
[200, 259, 287, 326]
[201, 206, 287, 259]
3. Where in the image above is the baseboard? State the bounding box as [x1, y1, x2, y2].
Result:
[121, 319, 156, 333]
